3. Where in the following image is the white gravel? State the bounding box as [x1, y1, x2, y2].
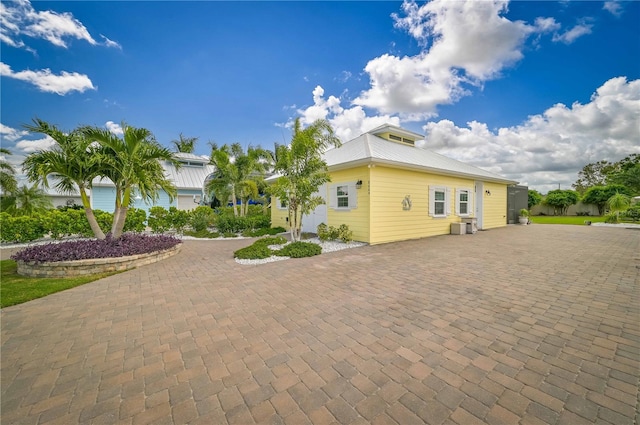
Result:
[234, 237, 368, 265]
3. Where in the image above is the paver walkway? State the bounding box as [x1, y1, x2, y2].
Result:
[1, 225, 639, 425]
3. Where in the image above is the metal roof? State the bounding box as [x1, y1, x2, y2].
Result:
[324, 131, 517, 184]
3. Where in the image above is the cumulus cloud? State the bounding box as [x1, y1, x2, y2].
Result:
[16, 135, 56, 153]
[105, 121, 124, 136]
[295, 0, 562, 134]
[422, 77, 640, 193]
[0, 61, 95, 95]
[603, 1, 623, 17]
[552, 22, 593, 44]
[0, 123, 29, 142]
[0, 0, 119, 51]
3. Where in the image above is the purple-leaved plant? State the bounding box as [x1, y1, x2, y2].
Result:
[11, 233, 181, 264]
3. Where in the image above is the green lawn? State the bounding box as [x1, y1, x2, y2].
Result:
[0, 260, 118, 308]
[530, 216, 607, 225]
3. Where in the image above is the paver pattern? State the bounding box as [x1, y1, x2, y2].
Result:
[1, 225, 639, 425]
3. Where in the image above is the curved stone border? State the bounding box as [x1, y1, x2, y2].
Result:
[16, 244, 182, 278]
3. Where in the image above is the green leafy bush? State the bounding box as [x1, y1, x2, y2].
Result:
[184, 229, 220, 238]
[242, 226, 286, 237]
[216, 215, 250, 233]
[0, 213, 47, 243]
[190, 206, 216, 232]
[275, 241, 322, 258]
[168, 207, 189, 233]
[148, 206, 170, 233]
[234, 243, 272, 259]
[317, 223, 352, 242]
[623, 205, 640, 222]
[124, 208, 147, 233]
[255, 236, 287, 246]
[604, 212, 619, 223]
[249, 214, 271, 229]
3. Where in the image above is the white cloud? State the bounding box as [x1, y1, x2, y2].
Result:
[100, 34, 122, 49]
[552, 22, 593, 44]
[1, 0, 119, 51]
[0, 123, 29, 142]
[422, 77, 640, 193]
[0, 61, 95, 95]
[105, 121, 124, 136]
[16, 135, 56, 153]
[603, 1, 623, 17]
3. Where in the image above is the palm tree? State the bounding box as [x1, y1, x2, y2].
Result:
[22, 119, 106, 239]
[0, 148, 18, 195]
[206, 143, 272, 217]
[607, 191, 631, 223]
[1, 184, 53, 217]
[83, 123, 180, 238]
[171, 133, 198, 153]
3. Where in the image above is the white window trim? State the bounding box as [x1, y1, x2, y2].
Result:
[276, 196, 288, 210]
[329, 182, 357, 211]
[429, 186, 451, 218]
[455, 187, 473, 217]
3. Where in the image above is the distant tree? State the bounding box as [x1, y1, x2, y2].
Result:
[1, 184, 53, 216]
[581, 185, 632, 215]
[171, 133, 198, 153]
[83, 123, 180, 238]
[0, 148, 18, 195]
[206, 143, 271, 217]
[528, 190, 542, 210]
[544, 189, 579, 215]
[271, 118, 341, 242]
[606, 192, 631, 223]
[572, 160, 615, 194]
[607, 154, 640, 195]
[22, 118, 106, 239]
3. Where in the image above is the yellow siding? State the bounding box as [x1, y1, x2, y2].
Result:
[326, 167, 371, 243]
[270, 197, 290, 229]
[481, 182, 508, 229]
[369, 166, 476, 245]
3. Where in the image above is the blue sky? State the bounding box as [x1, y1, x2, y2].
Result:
[1, 0, 638, 193]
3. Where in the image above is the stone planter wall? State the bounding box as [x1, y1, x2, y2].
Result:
[17, 244, 181, 278]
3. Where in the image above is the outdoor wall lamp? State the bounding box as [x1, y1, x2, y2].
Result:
[485, 190, 491, 196]
[356, 180, 363, 189]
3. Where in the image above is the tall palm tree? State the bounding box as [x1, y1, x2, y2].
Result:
[1, 184, 53, 217]
[22, 119, 106, 239]
[0, 148, 18, 195]
[171, 133, 198, 153]
[206, 143, 239, 215]
[83, 123, 180, 238]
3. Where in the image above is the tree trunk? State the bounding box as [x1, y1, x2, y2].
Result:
[231, 189, 238, 217]
[111, 206, 128, 238]
[84, 208, 106, 240]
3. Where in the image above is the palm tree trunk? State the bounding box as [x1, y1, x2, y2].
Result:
[79, 190, 105, 239]
[112, 206, 128, 238]
[231, 190, 239, 217]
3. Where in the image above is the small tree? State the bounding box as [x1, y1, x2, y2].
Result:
[582, 184, 631, 215]
[544, 189, 579, 215]
[528, 190, 542, 210]
[607, 192, 631, 223]
[0, 148, 17, 195]
[171, 133, 198, 153]
[271, 118, 341, 241]
[0, 184, 53, 217]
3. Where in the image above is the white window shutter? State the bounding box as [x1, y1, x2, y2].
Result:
[446, 188, 452, 216]
[468, 189, 474, 216]
[455, 189, 461, 216]
[348, 183, 357, 209]
[329, 185, 337, 209]
[428, 186, 435, 217]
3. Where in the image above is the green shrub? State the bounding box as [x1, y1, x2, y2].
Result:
[148, 206, 170, 233]
[604, 212, 619, 223]
[234, 243, 272, 259]
[275, 241, 322, 258]
[168, 207, 189, 233]
[0, 213, 47, 243]
[190, 206, 216, 232]
[242, 226, 286, 237]
[337, 224, 353, 243]
[124, 208, 147, 233]
[184, 229, 220, 238]
[249, 214, 271, 229]
[255, 236, 287, 246]
[622, 205, 640, 222]
[223, 231, 238, 238]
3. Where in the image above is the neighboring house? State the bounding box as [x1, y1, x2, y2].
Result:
[272, 124, 518, 245]
[91, 153, 216, 215]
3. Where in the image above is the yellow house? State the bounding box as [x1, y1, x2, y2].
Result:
[272, 124, 518, 245]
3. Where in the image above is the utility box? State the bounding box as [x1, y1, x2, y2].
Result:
[462, 218, 478, 234]
[451, 222, 466, 235]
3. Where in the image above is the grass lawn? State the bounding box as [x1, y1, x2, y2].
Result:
[0, 260, 118, 308]
[530, 216, 607, 225]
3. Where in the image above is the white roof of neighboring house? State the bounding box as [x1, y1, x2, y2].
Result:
[92, 153, 215, 190]
[323, 130, 517, 184]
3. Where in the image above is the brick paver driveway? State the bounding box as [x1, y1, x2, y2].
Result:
[1, 225, 638, 425]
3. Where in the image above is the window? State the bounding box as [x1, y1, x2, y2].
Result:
[277, 197, 288, 210]
[330, 183, 357, 210]
[455, 188, 473, 216]
[337, 185, 349, 207]
[429, 186, 450, 218]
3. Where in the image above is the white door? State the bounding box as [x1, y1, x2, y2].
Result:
[475, 182, 484, 230]
[302, 184, 328, 234]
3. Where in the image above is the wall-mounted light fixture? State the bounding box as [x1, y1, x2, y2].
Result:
[485, 190, 491, 196]
[356, 180, 363, 189]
